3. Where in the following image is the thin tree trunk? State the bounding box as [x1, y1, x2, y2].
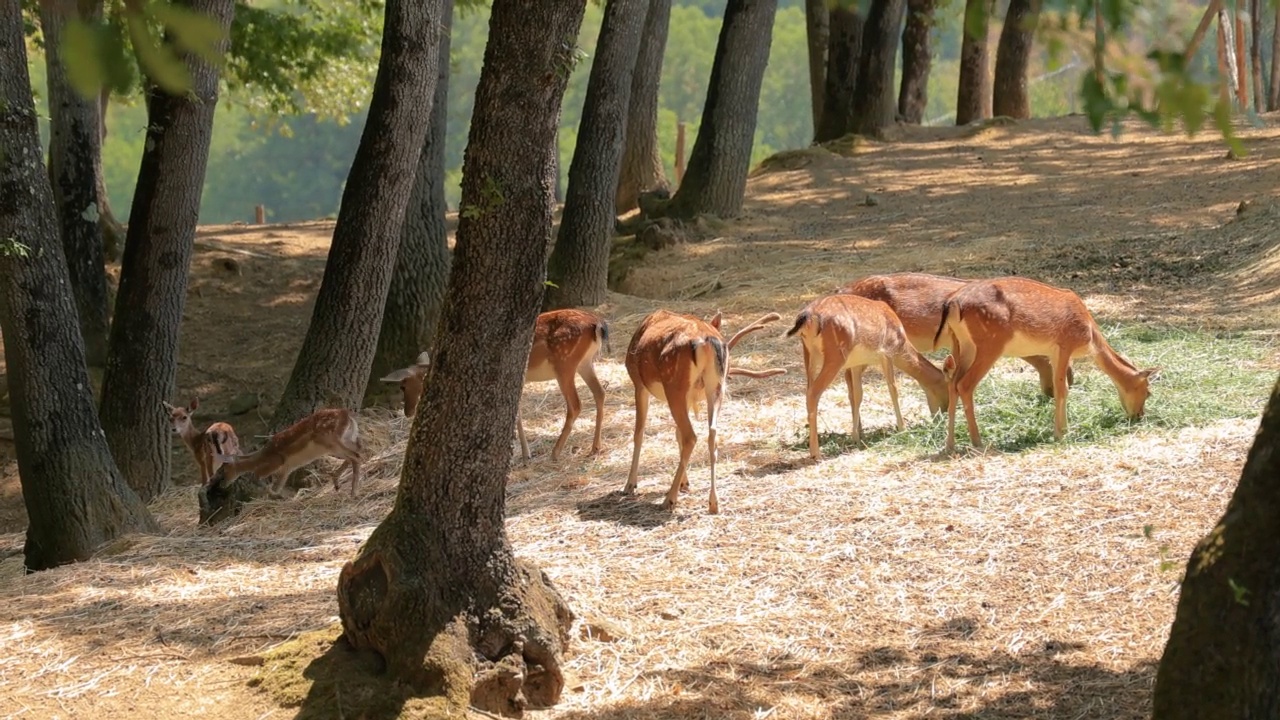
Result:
[1270, 1, 1280, 109]
[271, 0, 443, 430]
[1250, 0, 1263, 113]
[956, 0, 995, 124]
[0, 4, 158, 571]
[97, 87, 124, 263]
[615, 0, 672, 213]
[367, 0, 455, 397]
[898, 0, 936, 123]
[1222, 7, 1241, 108]
[804, 0, 829, 138]
[815, 5, 865, 142]
[98, 0, 235, 504]
[335, 0, 585, 714]
[545, 0, 648, 309]
[851, 0, 908, 134]
[40, 0, 111, 367]
[993, 0, 1040, 118]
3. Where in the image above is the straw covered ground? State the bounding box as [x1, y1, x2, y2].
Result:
[1, 115, 1279, 719]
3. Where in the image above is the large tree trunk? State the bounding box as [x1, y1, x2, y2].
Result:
[335, 0, 585, 715]
[665, 0, 778, 220]
[804, 0, 829, 138]
[367, 0, 455, 397]
[992, 0, 1040, 118]
[97, 0, 235, 503]
[1154, 375, 1280, 716]
[271, 0, 443, 430]
[851, 0, 908, 134]
[544, 0, 648, 309]
[614, 0, 672, 213]
[1271, 2, 1280, 110]
[0, 4, 158, 572]
[40, 0, 111, 368]
[814, 5, 865, 142]
[898, 0, 936, 123]
[956, 0, 996, 125]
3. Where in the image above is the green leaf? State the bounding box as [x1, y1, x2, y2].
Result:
[127, 13, 191, 93]
[1214, 99, 1245, 157]
[1080, 73, 1112, 132]
[149, 1, 228, 66]
[61, 19, 106, 99]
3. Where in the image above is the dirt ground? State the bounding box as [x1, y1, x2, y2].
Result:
[1, 114, 1279, 719]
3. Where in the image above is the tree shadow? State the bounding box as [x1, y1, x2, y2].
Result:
[575, 489, 680, 529]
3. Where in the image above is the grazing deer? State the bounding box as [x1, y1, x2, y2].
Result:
[382, 309, 610, 461]
[623, 310, 786, 513]
[163, 397, 241, 486]
[787, 294, 949, 460]
[933, 276, 1158, 453]
[210, 408, 365, 498]
[840, 272, 1072, 398]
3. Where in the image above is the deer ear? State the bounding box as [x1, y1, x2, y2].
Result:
[188, 398, 200, 412]
[381, 369, 413, 383]
[943, 355, 957, 371]
[414, 351, 431, 366]
[162, 401, 176, 412]
[709, 311, 723, 329]
[1141, 367, 1161, 381]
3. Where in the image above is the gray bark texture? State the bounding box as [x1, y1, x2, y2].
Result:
[815, 5, 865, 142]
[956, 0, 995, 125]
[992, 0, 1040, 119]
[614, 0, 672, 213]
[804, 0, 829, 138]
[851, 0, 908, 134]
[898, 0, 936, 123]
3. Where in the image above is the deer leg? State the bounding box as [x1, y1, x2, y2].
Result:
[623, 386, 650, 495]
[882, 356, 904, 431]
[706, 390, 721, 515]
[551, 367, 582, 461]
[844, 366, 865, 444]
[578, 363, 606, 456]
[516, 413, 530, 462]
[1053, 349, 1072, 441]
[807, 350, 844, 460]
[663, 392, 698, 511]
[956, 345, 1002, 451]
[1022, 355, 1057, 398]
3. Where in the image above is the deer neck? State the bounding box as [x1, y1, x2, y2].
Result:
[1091, 330, 1143, 390]
[227, 444, 287, 477]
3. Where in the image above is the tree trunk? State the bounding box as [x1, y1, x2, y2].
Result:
[545, 0, 648, 309]
[40, 0, 111, 368]
[1251, 0, 1263, 113]
[851, 0, 908, 134]
[271, 0, 443, 430]
[367, 0, 455, 398]
[0, 4, 158, 572]
[666, 0, 778, 220]
[1154, 375, 1280, 717]
[335, 0, 585, 715]
[97, 88, 124, 263]
[1270, 2, 1280, 110]
[992, 0, 1040, 118]
[614, 0, 672, 213]
[956, 0, 995, 125]
[815, 5, 865, 142]
[804, 0, 829, 138]
[898, 0, 936, 123]
[97, 0, 235, 504]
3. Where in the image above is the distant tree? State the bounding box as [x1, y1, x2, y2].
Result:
[992, 0, 1040, 118]
[545, 0, 649, 308]
[804, 0, 828, 138]
[0, 7, 158, 571]
[334, 0, 586, 713]
[851, 0, 907, 133]
[1270, 3, 1280, 110]
[270, 0, 444, 430]
[615, 0, 672, 213]
[898, 0, 936, 123]
[814, 3, 864, 142]
[955, 0, 995, 124]
[97, 0, 236, 503]
[665, 0, 778, 219]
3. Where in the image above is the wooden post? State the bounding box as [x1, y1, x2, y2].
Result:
[254, 204, 266, 224]
[674, 121, 687, 186]
[1235, 1, 1248, 109]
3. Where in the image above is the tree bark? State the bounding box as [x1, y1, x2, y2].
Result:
[367, 0, 455, 398]
[335, 0, 585, 715]
[956, 0, 995, 125]
[851, 0, 908, 134]
[40, 0, 112, 367]
[97, 88, 124, 263]
[666, 0, 778, 220]
[1270, 2, 1280, 110]
[614, 0, 672, 214]
[0, 3, 158, 572]
[1251, 0, 1264, 114]
[545, 0, 648, 309]
[898, 0, 936, 123]
[815, 5, 865, 142]
[992, 0, 1040, 118]
[271, 0, 443, 430]
[804, 0, 829, 138]
[97, 0, 235, 504]
[1154, 375, 1280, 717]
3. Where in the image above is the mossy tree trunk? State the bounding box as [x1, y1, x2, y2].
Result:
[992, 0, 1039, 119]
[804, 0, 829, 138]
[614, 0, 672, 214]
[955, 0, 994, 125]
[814, 4, 865, 142]
[851, 0, 907, 134]
[335, 1, 586, 715]
[898, 0, 936, 123]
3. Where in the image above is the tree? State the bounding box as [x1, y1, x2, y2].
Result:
[334, 0, 586, 714]
[992, 0, 1040, 118]
[270, 0, 443, 430]
[1270, 2, 1280, 110]
[368, 0, 455, 395]
[814, 4, 864, 142]
[0, 3, 158, 572]
[804, 0, 829, 138]
[898, 0, 936, 123]
[956, 0, 995, 124]
[851, 0, 907, 134]
[1153, 375, 1280, 716]
[614, 0, 672, 214]
[545, 0, 648, 309]
[665, 0, 778, 220]
[97, 0, 236, 503]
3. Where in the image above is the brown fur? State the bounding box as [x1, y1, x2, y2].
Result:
[164, 397, 241, 486]
[210, 408, 364, 498]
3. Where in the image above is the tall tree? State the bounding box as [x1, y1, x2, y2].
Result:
[614, 0, 672, 214]
[1250, 0, 1263, 113]
[1271, 3, 1280, 110]
[334, 0, 586, 714]
[0, 3, 158, 571]
[804, 0, 829, 138]
[97, 0, 236, 503]
[955, 0, 995, 124]
[815, 4, 865, 142]
[368, 0, 455, 395]
[992, 0, 1040, 118]
[851, 0, 907, 134]
[665, 0, 778, 220]
[898, 0, 936, 123]
[1154, 375, 1280, 716]
[545, 0, 649, 309]
[271, 0, 443, 430]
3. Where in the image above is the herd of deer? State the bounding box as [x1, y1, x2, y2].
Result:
[168, 272, 1157, 520]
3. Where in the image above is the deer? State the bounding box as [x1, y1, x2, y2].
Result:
[932, 276, 1158, 453]
[381, 308, 610, 461]
[163, 397, 241, 486]
[209, 407, 365, 499]
[786, 294, 949, 460]
[840, 272, 1073, 399]
[623, 309, 786, 514]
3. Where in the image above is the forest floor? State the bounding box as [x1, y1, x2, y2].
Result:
[1, 114, 1279, 719]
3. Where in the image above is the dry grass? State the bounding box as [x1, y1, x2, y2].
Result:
[1, 116, 1278, 719]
